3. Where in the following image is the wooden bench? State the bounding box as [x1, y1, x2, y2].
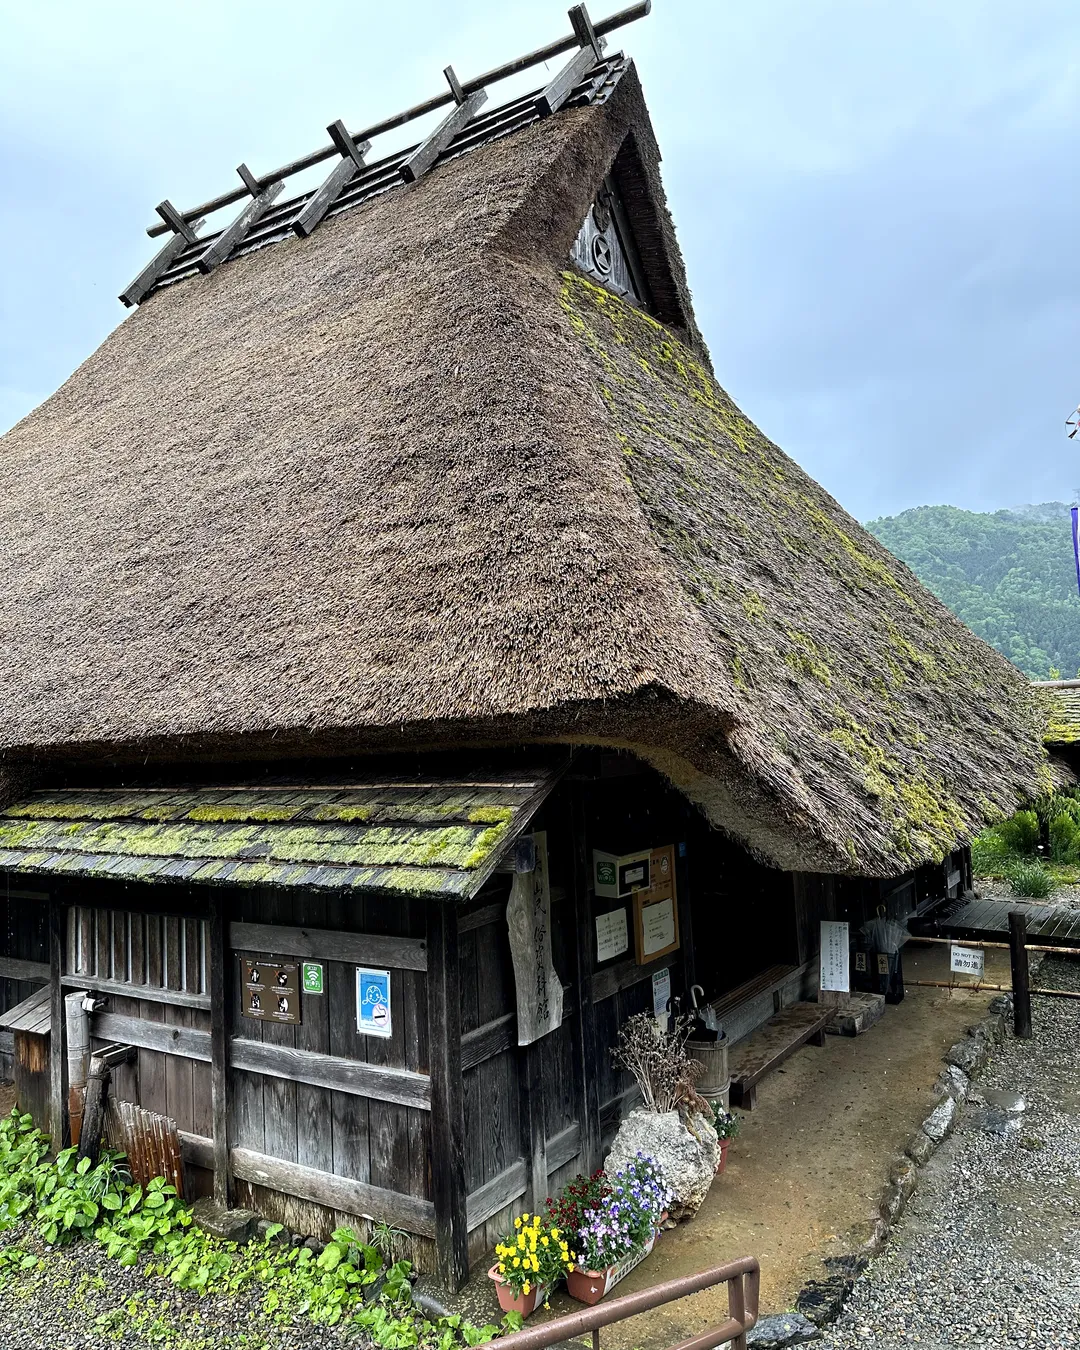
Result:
[727, 1001, 835, 1110]
[709, 964, 798, 1022]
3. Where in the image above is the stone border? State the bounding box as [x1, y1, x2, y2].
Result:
[770, 993, 1015, 1347]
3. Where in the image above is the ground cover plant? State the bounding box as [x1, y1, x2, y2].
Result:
[0, 1109, 515, 1347]
[971, 788, 1080, 894]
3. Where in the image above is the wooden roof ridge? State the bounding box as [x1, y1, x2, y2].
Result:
[120, 2, 651, 307]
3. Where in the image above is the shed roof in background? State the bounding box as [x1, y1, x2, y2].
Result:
[1034, 680, 1080, 747]
[0, 766, 560, 899]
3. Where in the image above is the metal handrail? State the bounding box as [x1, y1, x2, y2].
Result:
[496, 1257, 760, 1350]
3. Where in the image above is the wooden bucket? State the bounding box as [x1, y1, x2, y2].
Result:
[688, 1035, 729, 1105]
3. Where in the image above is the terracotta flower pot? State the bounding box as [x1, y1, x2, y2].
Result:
[717, 1137, 732, 1174]
[488, 1266, 551, 1318]
[566, 1230, 659, 1305]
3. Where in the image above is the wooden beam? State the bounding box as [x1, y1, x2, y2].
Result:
[461, 1011, 515, 1072]
[292, 123, 372, 239]
[48, 900, 68, 1147]
[546, 1120, 581, 1175]
[591, 951, 672, 1005]
[459, 902, 504, 935]
[230, 1038, 432, 1111]
[92, 1011, 212, 1063]
[0, 956, 50, 983]
[90, 1009, 432, 1109]
[177, 1132, 436, 1236]
[196, 177, 284, 274]
[155, 199, 201, 243]
[208, 893, 230, 1207]
[466, 1158, 526, 1231]
[443, 64, 466, 104]
[568, 4, 604, 60]
[535, 43, 596, 118]
[60, 973, 210, 1011]
[119, 219, 204, 307]
[399, 89, 487, 185]
[427, 899, 469, 1290]
[521, 1040, 548, 1212]
[229, 922, 426, 972]
[568, 780, 602, 1173]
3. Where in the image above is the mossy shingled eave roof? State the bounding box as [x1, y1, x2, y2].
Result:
[0, 773, 560, 899]
[1033, 681, 1080, 747]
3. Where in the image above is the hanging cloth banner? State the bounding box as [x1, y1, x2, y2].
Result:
[506, 830, 564, 1046]
[1072, 506, 1080, 598]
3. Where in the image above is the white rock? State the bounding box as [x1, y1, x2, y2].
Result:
[605, 1107, 719, 1222]
[922, 1095, 959, 1143]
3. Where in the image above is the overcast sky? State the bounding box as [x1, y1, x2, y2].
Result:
[2, 1, 1078, 522]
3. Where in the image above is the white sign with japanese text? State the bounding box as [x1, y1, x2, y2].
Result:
[950, 945, 984, 979]
[820, 921, 850, 993]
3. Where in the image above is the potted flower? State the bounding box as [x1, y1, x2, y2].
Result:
[711, 1106, 741, 1173]
[489, 1212, 574, 1317]
[565, 1154, 671, 1305]
[546, 1168, 610, 1236]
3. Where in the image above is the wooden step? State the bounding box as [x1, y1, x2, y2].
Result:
[727, 1001, 835, 1110]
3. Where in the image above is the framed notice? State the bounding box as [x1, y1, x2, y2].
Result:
[819, 921, 850, 993]
[242, 960, 301, 1024]
[356, 967, 392, 1039]
[633, 845, 680, 964]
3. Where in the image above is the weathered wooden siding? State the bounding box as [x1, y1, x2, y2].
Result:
[0, 884, 49, 1078]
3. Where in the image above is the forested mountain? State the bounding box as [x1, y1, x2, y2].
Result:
[866, 503, 1080, 679]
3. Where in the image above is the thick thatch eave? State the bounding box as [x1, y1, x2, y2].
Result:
[0, 63, 1047, 876]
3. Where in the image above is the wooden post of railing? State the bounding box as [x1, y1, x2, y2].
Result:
[1009, 910, 1032, 1040]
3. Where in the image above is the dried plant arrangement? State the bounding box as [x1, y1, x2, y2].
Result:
[611, 1013, 707, 1115]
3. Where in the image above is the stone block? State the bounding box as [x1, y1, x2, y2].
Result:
[934, 1064, 970, 1103]
[191, 1198, 258, 1244]
[945, 1036, 987, 1077]
[748, 1311, 823, 1347]
[824, 992, 886, 1037]
[906, 1129, 936, 1165]
[922, 1095, 959, 1143]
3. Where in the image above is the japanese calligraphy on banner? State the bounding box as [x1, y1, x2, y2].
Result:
[819, 921, 850, 993]
[507, 831, 563, 1046]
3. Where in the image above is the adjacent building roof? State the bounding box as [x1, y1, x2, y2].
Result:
[1034, 680, 1080, 747]
[0, 50, 1046, 878]
[0, 768, 558, 898]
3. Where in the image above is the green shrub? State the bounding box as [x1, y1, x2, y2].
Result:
[997, 810, 1040, 855]
[1005, 860, 1054, 899]
[1049, 812, 1080, 864]
[971, 829, 1014, 877]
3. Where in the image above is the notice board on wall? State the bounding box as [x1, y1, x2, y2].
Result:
[633, 845, 680, 965]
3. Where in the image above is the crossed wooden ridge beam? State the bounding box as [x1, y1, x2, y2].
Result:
[119, 2, 649, 307]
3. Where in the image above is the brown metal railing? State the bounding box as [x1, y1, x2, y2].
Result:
[496, 1257, 760, 1350]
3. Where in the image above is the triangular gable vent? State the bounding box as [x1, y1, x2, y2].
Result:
[570, 175, 652, 310]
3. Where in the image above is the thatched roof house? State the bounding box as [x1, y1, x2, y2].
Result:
[0, 46, 1044, 880]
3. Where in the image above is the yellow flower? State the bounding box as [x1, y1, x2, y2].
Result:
[514, 1218, 522, 1229]
[513, 1257, 521, 1268]
[551, 1228, 560, 1240]
[518, 1233, 526, 1250]
[522, 1282, 531, 1296]
[541, 1236, 549, 1247]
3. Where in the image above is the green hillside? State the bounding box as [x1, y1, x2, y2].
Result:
[866, 503, 1080, 679]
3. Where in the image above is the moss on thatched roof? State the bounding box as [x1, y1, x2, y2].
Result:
[0, 63, 1045, 876]
[1033, 681, 1080, 746]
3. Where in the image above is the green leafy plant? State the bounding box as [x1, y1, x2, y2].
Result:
[0, 1110, 514, 1346]
[711, 1106, 741, 1140]
[997, 809, 1040, 855]
[1005, 859, 1054, 898]
[1049, 811, 1080, 863]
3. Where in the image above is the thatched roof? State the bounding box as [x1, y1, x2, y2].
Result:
[0, 61, 1047, 876]
[1034, 680, 1080, 747]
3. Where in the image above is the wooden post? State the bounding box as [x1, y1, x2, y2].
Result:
[48, 900, 69, 1148]
[521, 1040, 548, 1212]
[427, 901, 469, 1291]
[208, 892, 231, 1207]
[1008, 911, 1032, 1040]
[567, 779, 602, 1175]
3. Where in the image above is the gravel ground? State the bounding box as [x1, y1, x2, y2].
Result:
[976, 877, 1080, 905]
[821, 971, 1080, 1349]
[0, 1227, 375, 1350]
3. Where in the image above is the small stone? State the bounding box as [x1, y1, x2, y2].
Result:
[796, 1275, 853, 1326]
[922, 1096, 959, 1143]
[906, 1129, 937, 1164]
[747, 1310, 823, 1346]
[190, 1198, 258, 1244]
[303, 1236, 323, 1254]
[946, 1038, 987, 1077]
[935, 1064, 970, 1103]
[988, 994, 1012, 1014]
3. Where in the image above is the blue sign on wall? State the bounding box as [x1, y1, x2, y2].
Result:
[356, 967, 392, 1039]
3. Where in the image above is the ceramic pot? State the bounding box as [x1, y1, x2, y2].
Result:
[488, 1266, 551, 1318]
[717, 1137, 732, 1174]
[566, 1229, 659, 1305]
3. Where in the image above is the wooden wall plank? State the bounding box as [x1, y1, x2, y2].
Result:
[48, 900, 67, 1146]
[229, 922, 427, 972]
[0, 957, 50, 983]
[326, 893, 371, 1196]
[60, 973, 210, 1010]
[292, 892, 335, 1177]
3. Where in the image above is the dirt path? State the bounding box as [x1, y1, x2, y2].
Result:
[452, 945, 1008, 1347]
